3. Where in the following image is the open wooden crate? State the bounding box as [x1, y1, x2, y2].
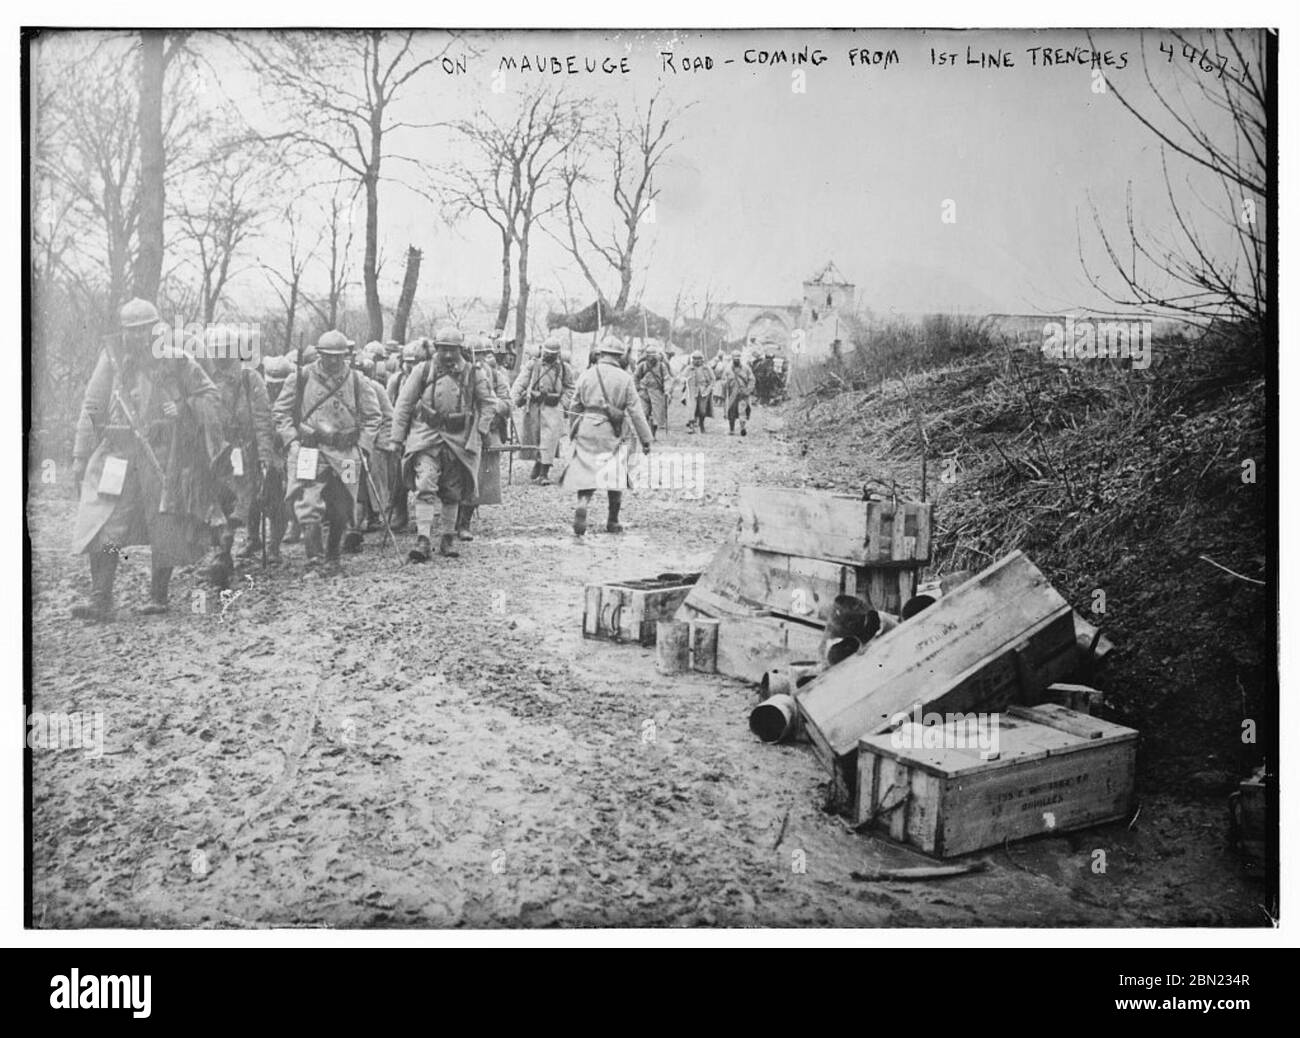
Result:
[582, 573, 700, 647]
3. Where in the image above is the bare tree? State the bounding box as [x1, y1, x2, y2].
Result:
[260, 200, 325, 353]
[442, 89, 587, 347]
[299, 180, 359, 332]
[232, 30, 459, 341]
[171, 144, 276, 322]
[557, 91, 686, 312]
[1081, 30, 1269, 329]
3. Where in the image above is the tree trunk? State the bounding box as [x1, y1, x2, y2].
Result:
[392, 246, 422, 343]
[495, 228, 513, 332]
[363, 172, 382, 340]
[135, 31, 166, 302]
[514, 221, 531, 351]
[284, 276, 299, 354]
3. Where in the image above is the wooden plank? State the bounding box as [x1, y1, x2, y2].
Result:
[797, 551, 1077, 784]
[678, 541, 848, 623]
[714, 614, 824, 683]
[1007, 703, 1111, 739]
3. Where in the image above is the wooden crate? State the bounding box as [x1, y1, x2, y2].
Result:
[582, 574, 700, 647]
[855, 704, 1138, 857]
[796, 551, 1081, 806]
[713, 613, 825, 683]
[679, 541, 918, 624]
[736, 487, 931, 568]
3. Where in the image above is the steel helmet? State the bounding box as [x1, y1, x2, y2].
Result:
[472, 335, 494, 356]
[540, 338, 562, 356]
[402, 342, 423, 363]
[597, 336, 626, 357]
[691, 350, 704, 361]
[316, 329, 353, 354]
[262, 355, 290, 382]
[433, 326, 464, 349]
[120, 298, 161, 329]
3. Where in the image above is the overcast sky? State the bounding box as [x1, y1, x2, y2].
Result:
[37, 27, 1259, 323]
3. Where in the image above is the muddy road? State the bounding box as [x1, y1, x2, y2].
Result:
[27, 401, 1263, 928]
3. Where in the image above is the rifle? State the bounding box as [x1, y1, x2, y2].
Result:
[99, 334, 168, 483]
[359, 449, 402, 563]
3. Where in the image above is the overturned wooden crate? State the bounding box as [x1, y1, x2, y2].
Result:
[855, 703, 1138, 857]
[796, 550, 1082, 808]
[582, 573, 700, 647]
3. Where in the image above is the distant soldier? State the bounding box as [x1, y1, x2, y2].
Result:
[205, 342, 282, 578]
[722, 348, 756, 436]
[70, 298, 226, 619]
[563, 336, 653, 536]
[271, 330, 382, 570]
[633, 339, 672, 440]
[455, 335, 514, 541]
[751, 349, 774, 405]
[390, 326, 496, 561]
[676, 350, 716, 434]
[262, 354, 291, 405]
[511, 334, 575, 484]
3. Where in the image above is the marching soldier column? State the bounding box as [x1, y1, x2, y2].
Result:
[67, 299, 781, 619]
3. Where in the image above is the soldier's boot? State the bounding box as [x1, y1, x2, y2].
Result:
[606, 491, 624, 534]
[686, 420, 696, 434]
[283, 517, 302, 544]
[71, 550, 118, 622]
[238, 504, 263, 559]
[138, 565, 173, 615]
[390, 495, 410, 534]
[456, 505, 475, 541]
[728, 419, 736, 435]
[573, 491, 593, 537]
[302, 522, 325, 569]
[529, 461, 543, 482]
[209, 531, 236, 589]
[326, 520, 345, 563]
[536, 464, 553, 486]
[409, 536, 432, 563]
[342, 524, 365, 554]
[266, 510, 285, 565]
[438, 503, 460, 557]
[740, 417, 748, 437]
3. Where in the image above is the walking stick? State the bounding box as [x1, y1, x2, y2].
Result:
[259, 463, 268, 569]
[359, 450, 403, 563]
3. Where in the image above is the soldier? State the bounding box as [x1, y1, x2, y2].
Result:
[352, 356, 397, 541]
[722, 348, 756, 436]
[271, 330, 382, 570]
[384, 341, 426, 531]
[676, 349, 715, 434]
[70, 298, 226, 619]
[563, 337, 653, 536]
[391, 326, 496, 561]
[455, 334, 514, 541]
[511, 334, 575, 484]
[205, 341, 283, 577]
[633, 339, 672, 441]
